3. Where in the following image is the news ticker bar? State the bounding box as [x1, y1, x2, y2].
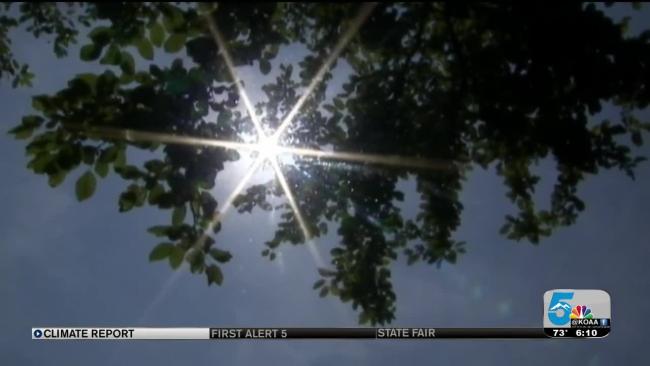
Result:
[31, 327, 609, 340]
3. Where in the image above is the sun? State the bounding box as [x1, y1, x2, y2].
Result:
[256, 136, 280, 159]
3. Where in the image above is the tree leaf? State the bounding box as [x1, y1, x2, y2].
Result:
[95, 161, 109, 178]
[217, 110, 231, 125]
[75, 171, 96, 201]
[317, 268, 337, 277]
[88, 26, 112, 46]
[162, 6, 184, 32]
[164, 33, 186, 53]
[118, 189, 138, 212]
[80, 44, 101, 61]
[172, 205, 186, 226]
[135, 38, 154, 60]
[149, 22, 165, 47]
[147, 225, 170, 237]
[120, 51, 135, 75]
[8, 124, 34, 139]
[149, 243, 174, 261]
[313, 279, 325, 289]
[148, 184, 165, 204]
[259, 59, 271, 75]
[114, 147, 127, 168]
[169, 246, 185, 269]
[81, 146, 97, 165]
[209, 248, 232, 263]
[48, 171, 67, 188]
[32, 96, 46, 111]
[100, 44, 122, 65]
[319, 286, 329, 297]
[187, 248, 205, 273]
[206, 264, 223, 285]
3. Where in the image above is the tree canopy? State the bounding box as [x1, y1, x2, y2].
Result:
[6, 2, 650, 325]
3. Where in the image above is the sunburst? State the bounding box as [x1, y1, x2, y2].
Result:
[133, 2, 453, 320]
[82, 3, 458, 252]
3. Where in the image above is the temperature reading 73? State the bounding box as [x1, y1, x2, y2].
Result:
[553, 329, 567, 337]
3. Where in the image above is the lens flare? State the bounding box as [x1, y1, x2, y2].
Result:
[205, 15, 265, 138]
[269, 157, 324, 267]
[80, 125, 457, 172]
[195, 156, 265, 249]
[256, 136, 280, 159]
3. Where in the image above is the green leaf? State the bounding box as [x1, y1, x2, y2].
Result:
[217, 110, 231, 125]
[88, 26, 112, 46]
[100, 44, 122, 65]
[115, 165, 142, 179]
[162, 6, 184, 32]
[8, 124, 34, 139]
[120, 51, 135, 75]
[148, 184, 165, 204]
[96, 70, 119, 95]
[206, 264, 223, 285]
[133, 185, 147, 206]
[75, 171, 97, 201]
[313, 279, 325, 289]
[318, 222, 328, 235]
[164, 33, 186, 53]
[118, 185, 146, 209]
[149, 22, 165, 47]
[169, 246, 185, 269]
[81, 146, 97, 165]
[74, 74, 98, 94]
[119, 190, 136, 212]
[32, 97, 46, 111]
[114, 147, 127, 168]
[28, 153, 53, 173]
[48, 171, 67, 188]
[95, 161, 109, 178]
[80, 44, 101, 61]
[22, 115, 44, 128]
[134, 71, 153, 84]
[135, 38, 154, 60]
[209, 248, 232, 263]
[319, 286, 328, 298]
[187, 249, 205, 273]
[149, 243, 174, 261]
[172, 205, 186, 226]
[317, 268, 337, 277]
[98, 145, 118, 164]
[447, 251, 457, 264]
[499, 223, 511, 235]
[259, 59, 271, 75]
[147, 225, 170, 237]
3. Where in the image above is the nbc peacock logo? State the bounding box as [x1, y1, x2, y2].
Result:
[570, 305, 594, 320]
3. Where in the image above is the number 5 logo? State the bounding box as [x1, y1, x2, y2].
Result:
[548, 292, 574, 325]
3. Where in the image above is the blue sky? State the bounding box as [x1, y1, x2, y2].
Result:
[1, 4, 649, 365]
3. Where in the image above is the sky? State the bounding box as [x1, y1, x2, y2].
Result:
[1, 4, 649, 365]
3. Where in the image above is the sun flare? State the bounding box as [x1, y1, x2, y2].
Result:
[256, 136, 280, 159]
